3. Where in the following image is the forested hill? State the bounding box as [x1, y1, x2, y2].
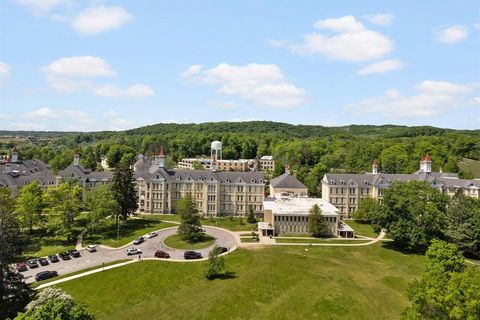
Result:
[1, 121, 480, 197]
[125, 121, 480, 139]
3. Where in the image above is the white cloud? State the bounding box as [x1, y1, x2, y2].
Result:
[72, 5, 132, 35]
[107, 118, 134, 131]
[41, 56, 154, 98]
[102, 110, 118, 117]
[23, 108, 95, 126]
[90, 84, 155, 98]
[42, 56, 116, 78]
[14, 0, 66, 14]
[180, 64, 203, 78]
[0, 62, 11, 84]
[271, 15, 394, 62]
[184, 63, 306, 107]
[25, 107, 60, 120]
[11, 123, 48, 131]
[0, 113, 13, 120]
[470, 97, 480, 105]
[346, 80, 474, 118]
[364, 14, 394, 27]
[474, 22, 480, 31]
[434, 25, 468, 44]
[209, 101, 238, 110]
[357, 59, 404, 75]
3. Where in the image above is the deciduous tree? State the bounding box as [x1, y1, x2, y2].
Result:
[16, 181, 44, 234]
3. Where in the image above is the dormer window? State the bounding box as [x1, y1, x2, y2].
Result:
[156, 175, 160, 179]
[226, 178, 231, 183]
[251, 179, 256, 183]
[176, 176, 181, 181]
[259, 179, 263, 183]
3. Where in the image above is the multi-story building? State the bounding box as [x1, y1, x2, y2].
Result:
[134, 148, 265, 216]
[259, 155, 275, 172]
[0, 146, 56, 194]
[322, 155, 480, 218]
[260, 173, 354, 238]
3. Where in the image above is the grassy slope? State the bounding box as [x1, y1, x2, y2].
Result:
[83, 218, 176, 248]
[141, 214, 258, 231]
[59, 244, 424, 320]
[344, 220, 379, 238]
[458, 158, 480, 177]
[275, 238, 370, 244]
[163, 234, 215, 250]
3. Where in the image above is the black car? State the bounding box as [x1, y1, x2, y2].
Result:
[48, 255, 59, 263]
[213, 246, 228, 255]
[35, 271, 58, 282]
[184, 251, 202, 260]
[68, 249, 81, 258]
[26, 259, 39, 268]
[59, 252, 71, 260]
[133, 237, 145, 245]
[38, 258, 49, 266]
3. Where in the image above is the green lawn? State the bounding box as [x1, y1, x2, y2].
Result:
[140, 214, 258, 231]
[24, 213, 90, 258]
[58, 244, 425, 320]
[83, 217, 176, 248]
[344, 220, 379, 238]
[275, 238, 371, 244]
[240, 237, 259, 243]
[458, 158, 480, 177]
[163, 234, 215, 250]
[33, 259, 131, 287]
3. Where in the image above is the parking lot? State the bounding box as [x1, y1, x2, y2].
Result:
[21, 226, 237, 283]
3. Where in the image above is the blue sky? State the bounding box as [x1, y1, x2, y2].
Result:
[0, 0, 479, 131]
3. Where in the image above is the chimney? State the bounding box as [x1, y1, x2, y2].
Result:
[154, 147, 165, 168]
[11, 146, 19, 163]
[285, 164, 291, 175]
[419, 153, 432, 173]
[74, 150, 80, 166]
[372, 159, 379, 174]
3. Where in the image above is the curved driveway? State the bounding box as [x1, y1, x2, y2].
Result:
[22, 226, 237, 284]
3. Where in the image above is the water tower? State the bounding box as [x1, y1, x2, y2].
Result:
[211, 141, 222, 161]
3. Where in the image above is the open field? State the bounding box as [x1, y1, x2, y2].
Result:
[344, 220, 379, 238]
[82, 217, 176, 248]
[58, 243, 425, 320]
[459, 158, 480, 177]
[163, 234, 215, 250]
[140, 214, 258, 231]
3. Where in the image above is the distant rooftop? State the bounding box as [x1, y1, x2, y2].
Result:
[270, 173, 307, 189]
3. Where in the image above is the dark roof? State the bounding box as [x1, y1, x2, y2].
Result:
[0, 159, 56, 190]
[270, 173, 307, 189]
[58, 165, 113, 182]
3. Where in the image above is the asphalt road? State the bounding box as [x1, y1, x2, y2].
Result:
[21, 226, 237, 284]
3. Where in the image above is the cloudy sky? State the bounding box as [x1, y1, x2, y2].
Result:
[0, 0, 479, 131]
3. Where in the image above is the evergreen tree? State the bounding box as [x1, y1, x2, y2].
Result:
[308, 204, 327, 237]
[177, 197, 204, 242]
[0, 188, 34, 319]
[205, 246, 226, 280]
[16, 181, 44, 234]
[111, 163, 138, 233]
[247, 205, 256, 224]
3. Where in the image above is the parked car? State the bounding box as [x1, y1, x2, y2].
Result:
[16, 262, 28, 272]
[213, 246, 228, 255]
[154, 250, 170, 259]
[68, 249, 81, 258]
[26, 259, 39, 268]
[126, 248, 143, 255]
[35, 271, 58, 282]
[38, 258, 49, 266]
[184, 251, 202, 260]
[146, 231, 157, 239]
[86, 245, 97, 252]
[59, 252, 71, 260]
[48, 255, 59, 263]
[133, 237, 145, 245]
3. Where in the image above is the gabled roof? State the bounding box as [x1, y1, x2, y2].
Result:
[270, 173, 307, 189]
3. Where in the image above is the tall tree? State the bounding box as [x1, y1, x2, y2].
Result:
[177, 197, 204, 242]
[247, 205, 256, 224]
[370, 181, 448, 251]
[85, 185, 119, 234]
[16, 181, 44, 234]
[353, 197, 378, 222]
[0, 188, 34, 319]
[15, 287, 94, 320]
[205, 247, 226, 280]
[43, 182, 82, 243]
[111, 163, 138, 232]
[402, 240, 480, 320]
[308, 204, 327, 237]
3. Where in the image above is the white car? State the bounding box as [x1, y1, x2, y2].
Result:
[86, 245, 97, 252]
[146, 231, 158, 239]
[126, 248, 143, 256]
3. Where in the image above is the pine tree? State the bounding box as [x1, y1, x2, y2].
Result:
[177, 197, 204, 242]
[111, 163, 138, 234]
[247, 205, 256, 224]
[308, 204, 327, 237]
